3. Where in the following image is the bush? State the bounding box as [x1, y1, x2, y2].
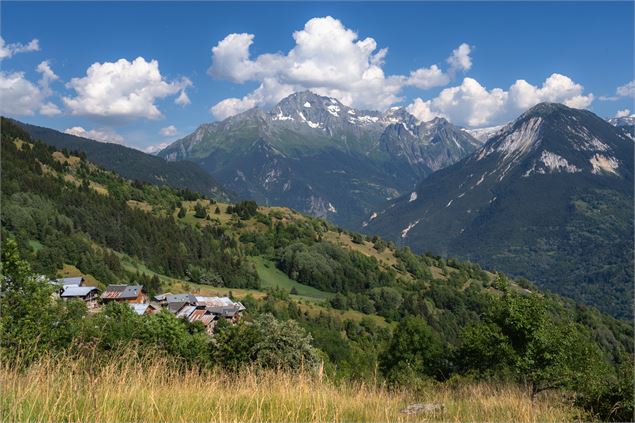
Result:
[194, 202, 207, 219]
[351, 233, 364, 244]
[228, 201, 258, 220]
[251, 314, 321, 371]
[380, 316, 446, 382]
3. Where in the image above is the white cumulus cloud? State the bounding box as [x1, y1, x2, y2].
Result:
[63, 57, 191, 122]
[599, 80, 634, 101]
[160, 125, 177, 136]
[208, 16, 471, 119]
[447, 43, 472, 75]
[174, 90, 190, 106]
[64, 126, 124, 144]
[616, 80, 635, 98]
[407, 65, 450, 90]
[144, 143, 169, 154]
[0, 36, 40, 59]
[0, 61, 61, 116]
[407, 73, 594, 127]
[616, 108, 632, 118]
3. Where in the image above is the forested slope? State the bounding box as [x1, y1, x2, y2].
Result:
[13, 118, 231, 201]
[1, 118, 632, 420]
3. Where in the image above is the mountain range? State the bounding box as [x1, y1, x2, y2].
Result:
[608, 115, 635, 128]
[7, 94, 633, 319]
[159, 91, 479, 227]
[365, 103, 634, 318]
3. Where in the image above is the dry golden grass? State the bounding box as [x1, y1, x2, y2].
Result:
[89, 181, 109, 196]
[127, 199, 153, 212]
[324, 231, 401, 269]
[1, 352, 583, 422]
[52, 151, 81, 166]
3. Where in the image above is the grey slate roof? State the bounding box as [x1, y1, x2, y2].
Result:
[60, 286, 100, 298]
[54, 277, 84, 286]
[153, 293, 172, 302]
[176, 305, 197, 319]
[206, 305, 241, 318]
[166, 293, 197, 304]
[167, 301, 188, 313]
[129, 303, 150, 315]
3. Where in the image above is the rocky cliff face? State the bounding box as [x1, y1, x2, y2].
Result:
[159, 91, 478, 227]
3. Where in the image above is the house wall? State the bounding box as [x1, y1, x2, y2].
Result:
[127, 292, 147, 304]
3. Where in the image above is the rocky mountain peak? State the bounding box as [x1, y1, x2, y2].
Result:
[608, 115, 635, 127]
[473, 101, 630, 180]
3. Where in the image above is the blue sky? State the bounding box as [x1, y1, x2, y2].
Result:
[1, 1, 633, 152]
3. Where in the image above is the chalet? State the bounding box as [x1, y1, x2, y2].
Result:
[176, 305, 218, 335]
[129, 303, 161, 316]
[60, 285, 101, 309]
[207, 305, 243, 323]
[195, 296, 246, 323]
[195, 296, 246, 310]
[101, 284, 147, 303]
[167, 301, 189, 314]
[164, 293, 198, 314]
[152, 293, 172, 306]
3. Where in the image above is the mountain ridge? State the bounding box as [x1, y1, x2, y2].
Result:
[13, 119, 232, 201]
[159, 91, 479, 226]
[365, 102, 634, 319]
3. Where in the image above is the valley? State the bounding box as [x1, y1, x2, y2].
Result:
[2, 115, 633, 421]
[2, 3, 633, 421]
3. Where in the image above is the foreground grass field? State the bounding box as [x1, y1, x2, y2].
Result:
[1, 353, 583, 422]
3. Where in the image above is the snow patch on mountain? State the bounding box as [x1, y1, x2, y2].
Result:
[464, 124, 506, 143]
[409, 191, 417, 202]
[303, 102, 311, 108]
[273, 111, 294, 121]
[608, 115, 635, 127]
[357, 115, 379, 124]
[402, 122, 416, 138]
[327, 105, 340, 117]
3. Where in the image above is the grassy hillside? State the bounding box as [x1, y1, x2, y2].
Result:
[2, 118, 633, 421]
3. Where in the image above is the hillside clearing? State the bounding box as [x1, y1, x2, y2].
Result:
[251, 256, 333, 301]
